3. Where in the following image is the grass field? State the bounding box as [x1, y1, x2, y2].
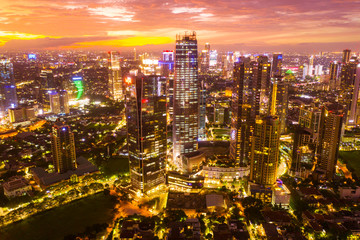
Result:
[338, 151, 360, 176]
[0, 193, 117, 240]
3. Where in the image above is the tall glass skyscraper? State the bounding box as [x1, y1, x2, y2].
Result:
[125, 74, 167, 193]
[173, 32, 199, 169]
[108, 51, 123, 101]
[0, 58, 17, 114]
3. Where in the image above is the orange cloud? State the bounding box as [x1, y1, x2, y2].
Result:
[65, 36, 173, 48]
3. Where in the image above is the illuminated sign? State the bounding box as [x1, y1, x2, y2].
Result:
[28, 54, 36, 60]
[125, 77, 132, 84]
[72, 76, 84, 100]
[142, 59, 159, 65]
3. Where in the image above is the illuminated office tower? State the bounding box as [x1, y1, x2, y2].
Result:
[51, 122, 77, 173]
[49, 90, 69, 114]
[159, 50, 175, 126]
[159, 50, 174, 77]
[250, 115, 280, 186]
[199, 79, 206, 139]
[209, 50, 218, 70]
[269, 79, 289, 134]
[59, 90, 70, 114]
[317, 108, 342, 180]
[200, 43, 210, 73]
[173, 32, 199, 168]
[49, 91, 60, 114]
[39, 69, 55, 111]
[329, 61, 342, 90]
[0, 58, 18, 114]
[343, 49, 351, 64]
[291, 127, 313, 174]
[108, 51, 123, 101]
[346, 64, 360, 126]
[272, 53, 283, 77]
[230, 58, 258, 166]
[314, 65, 323, 76]
[125, 74, 167, 193]
[256, 56, 271, 115]
[308, 55, 314, 76]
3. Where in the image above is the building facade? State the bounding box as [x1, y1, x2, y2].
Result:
[250, 116, 280, 186]
[0, 58, 17, 115]
[173, 32, 199, 169]
[125, 74, 167, 193]
[51, 122, 77, 173]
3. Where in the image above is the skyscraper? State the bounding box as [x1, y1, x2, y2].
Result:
[256, 56, 272, 114]
[108, 51, 123, 101]
[230, 57, 271, 166]
[272, 53, 283, 77]
[317, 108, 343, 180]
[173, 32, 199, 169]
[269, 79, 289, 134]
[347, 65, 360, 126]
[51, 122, 77, 173]
[199, 79, 206, 139]
[250, 115, 280, 186]
[343, 49, 351, 64]
[125, 74, 167, 193]
[200, 43, 210, 73]
[291, 127, 313, 174]
[329, 61, 341, 90]
[230, 58, 255, 166]
[0, 58, 17, 114]
[49, 90, 69, 115]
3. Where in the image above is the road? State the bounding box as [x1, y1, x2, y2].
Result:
[337, 161, 352, 179]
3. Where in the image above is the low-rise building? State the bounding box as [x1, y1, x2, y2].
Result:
[2, 176, 32, 198]
[272, 182, 291, 209]
[202, 165, 249, 186]
[339, 186, 360, 200]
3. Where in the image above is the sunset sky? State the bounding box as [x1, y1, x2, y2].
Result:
[0, 0, 359, 52]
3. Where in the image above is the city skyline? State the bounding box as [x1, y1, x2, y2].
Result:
[0, 0, 359, 52]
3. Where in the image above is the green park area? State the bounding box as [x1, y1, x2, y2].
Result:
[211, 128, 230, 140]
[101, 156, 129, 177]
[339, 151, 360, 176]
[0, 193, 117, 240]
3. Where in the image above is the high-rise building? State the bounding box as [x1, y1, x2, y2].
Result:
[269, 79, 289, 134]
[272, 53, 283, 77]
[230, 57, 270, 166]
[159, 50, 174, 77]
[209, 50, 218, 70]
[250, 115, 280, 186]
[256, 56, 272, 114]
[291, 127, 313, 174]
[0, 58, 18, 114]
[317, 108, 342, 180]
[125, 74, 167, 193]
[49, 91, 60, 114]
[343, 49, 351, 64]
[199, 79, 206, 139]
[49, 90, 69, 114]
[347, 65, 360, 126]
[51, 122, 77, 173]
[200, 43, 210, 73]
[108, 51, 123, 101]
[173, 32, 199, 169]
[230, 58, 256, 166]
[329, 61, 341, 90]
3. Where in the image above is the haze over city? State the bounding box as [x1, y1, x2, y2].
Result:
[1, 0, 360, 240]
